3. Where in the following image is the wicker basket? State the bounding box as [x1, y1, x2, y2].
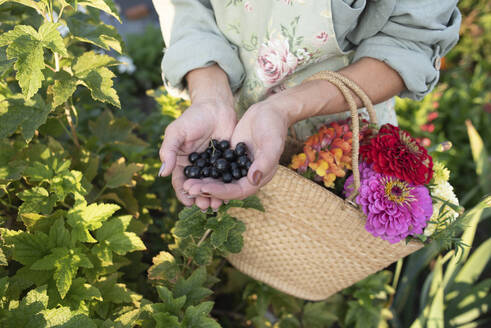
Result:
[226, 71, 423, 301]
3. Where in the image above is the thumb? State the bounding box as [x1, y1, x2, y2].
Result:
[246, 142, 282, 187]
[159, 125, 183, 177]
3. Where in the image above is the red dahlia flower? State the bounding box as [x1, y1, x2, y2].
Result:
[360, 124, 433, 185]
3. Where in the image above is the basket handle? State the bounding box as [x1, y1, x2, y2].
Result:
[301, 71, 379, 202]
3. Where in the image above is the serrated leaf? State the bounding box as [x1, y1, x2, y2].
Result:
[79, 0, 122, 23]
[0, 0, 47, 12]
[31, 247, 68, 270]
[67, 200, 120, 242]
[175, 206, 207, 238]
[0, 276, 8, 298]
[0, 46, 14, 74]
[155, 286, 186, 315]
[194, 244, 213, 265]
[0, 95, 50, 141]
[54, 253, 79, 299]
[220, 195, 264, 213]
[91, 243, 113, 266]
[95, 275, 141, 304]
[17, 186, 56, 215]
[72, 51, 120, 107]
[67, 278, 102, 302]
[38, 21, 68, 56]
[207, 214, 236, 248]
[152, 312, 181, 328]
[104, 157, 143, 188]
[50, 70, 78, 108]
[88, 109, 135, 146]
[48, 218, 71, 247]
[41, 306, 97, 327]
[183, 302, 219, 328]
[1, 229, 50, 265]
[148, 251, 178, 281]
[24, 161, 53, 181]
[302, 302, 339, 328]
[174, 267, 213, 306]
[5, 29, 44, 99]
[95, 215, 132, 240]
[50, 169, 87, 201]
[67, 17, 123, 53]
[105, 232, 146, 255]
[222, 222, 245, 254]
[0, 248, 7, 266]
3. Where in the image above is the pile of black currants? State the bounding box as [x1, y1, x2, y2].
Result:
[184, 139, 252, 183]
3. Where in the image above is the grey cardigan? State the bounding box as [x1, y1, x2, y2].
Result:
[153, 0, 461, 100]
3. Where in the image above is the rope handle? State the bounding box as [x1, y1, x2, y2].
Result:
[300, 71, 379, 202]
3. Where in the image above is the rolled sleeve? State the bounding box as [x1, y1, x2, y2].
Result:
[152, 0, 245, 97]
[349, 0, 461, 100]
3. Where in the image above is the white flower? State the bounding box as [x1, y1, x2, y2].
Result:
[117, 55, 136, 74]
[424, 181, 459, 236]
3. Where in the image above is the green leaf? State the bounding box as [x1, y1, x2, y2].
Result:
[454, 238, 491, 287]
[182, 302, 220, 328]
[219, 195, 264, 213]
[24, 161, 53, 181]
[67, 197, 120, 243]
[48, 218, 71, 248]
[67, 17, 123, 53]
[0, 0, 47, 12]
[31, 247, 68, 270]
[0, 276, 9, 298]
[0, 95, 51, 141]
[105, 231, 146, 255]
[104, 157, 143, 188]
[54, 252, 81, 299]
[194, 243, 213, 266]
[73, 51, 120, 108]
[41, 307, 97, 327]
[50, 169, 87, 201]
[174, 267, 213, 306]
[38, 21, 68, 56]
[466, 120, 491, 194]
[3, 26, 44, 99]
[50, 70, 78, 108]
[88, 109, 135, 146]
[17, 186, 57, 215]
[278, 315, 301, 328]
[1, 229, 50, 266]
[148, 251, 178, 281]
[78, 0, 122, 23]
[0, 46, 14, 75]
[155, 285, 186, 315]
[302, 302, 338, 328]
[95, 275, 141, 304]
[152, 312, 181, 328]
[222, 221, 246, 254]
[91, 243, 113, 266]
[0, 248, 7, 266]
[174, 206, 207, 238]
[66, 278, 102, 302]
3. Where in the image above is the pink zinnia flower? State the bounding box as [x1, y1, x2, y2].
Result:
[344, 162, 433, 244]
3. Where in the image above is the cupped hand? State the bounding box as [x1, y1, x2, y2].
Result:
[159, 100, 236, 210]
[182, 99, 290, 201]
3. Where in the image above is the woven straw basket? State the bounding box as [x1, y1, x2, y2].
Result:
[226, 71, 423, 301]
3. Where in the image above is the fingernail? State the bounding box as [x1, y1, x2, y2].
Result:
[224, 200, 229, 204]
[158, 162, 165, 176]
[186, 195, 195, 199]
[252, 170, 263, 185]
[212, 208, 218, 212]
[201, 209, 207, 213]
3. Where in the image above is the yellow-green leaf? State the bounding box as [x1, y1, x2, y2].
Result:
[104, 157, 143, 188]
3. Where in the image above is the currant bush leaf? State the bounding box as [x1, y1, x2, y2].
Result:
[17, 186, 57, 215]
[1, 229, 50, 266]
[104, 157, 143, 188]
[78, 0, 122, 23]
[174, 267, 213, 307]
[182, 302, 220, 328]
[148, 251, 179, 281]
[0, 95, 51, 141]
[50, 70, 78, 108]
[0, 46, 14, 75]
[155, 285, 187, 315]
[152, 312, 181, 328]
[48, 218, 71, 248]
[67, 17, 123, 53]
[38, 21, 68, 56]
[0, 0, 47, 13]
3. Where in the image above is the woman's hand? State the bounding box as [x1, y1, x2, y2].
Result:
[158, 65, 236, 211]
[182, 98, 289, 200]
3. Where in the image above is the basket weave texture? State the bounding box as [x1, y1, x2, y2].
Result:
[226, 71, 423, 301]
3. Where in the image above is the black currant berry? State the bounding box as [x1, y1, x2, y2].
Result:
[218, 140, 230, 151]
[241, 168, 248, 177]
[237, 155, 248, 167]
[223, 149, 236, 161]
[222, 172, 233, 183]
[200, 152, 210, 160]
[188, 166, 201, 179]
[184, 165, 193, 178]
[235, 142, 247, 156]
[188, 152, 200, 163]
[201, 166, 211, 178]
[245, 160, 252, 170]
[211, 139, 219, 148]
[230, 162, 239, 171]
[231, 167, 241, 180]
[215, 158, 229, 172]
[196, 158, 207, 168]
[210, 167, 220, 178]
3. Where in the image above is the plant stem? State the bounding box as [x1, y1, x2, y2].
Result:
[197, 229, 212, 247]
[54, 53, 60, 72]
[64, 103, 80, 148]
[94, 186, 107, 201]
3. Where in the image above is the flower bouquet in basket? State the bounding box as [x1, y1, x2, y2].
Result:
[290, 119, 463, 248]
[226, 71, 464, 301]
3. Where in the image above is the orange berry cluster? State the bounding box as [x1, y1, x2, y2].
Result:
[290, 118, 369, 188]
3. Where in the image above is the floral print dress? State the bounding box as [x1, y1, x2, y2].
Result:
[211, 0, 398, 139]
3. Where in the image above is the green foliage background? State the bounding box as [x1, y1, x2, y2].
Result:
[0, 0, 489, 327]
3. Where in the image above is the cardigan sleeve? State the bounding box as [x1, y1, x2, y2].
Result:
[332, 0, 461, 100]
[152, 0, 245, 97]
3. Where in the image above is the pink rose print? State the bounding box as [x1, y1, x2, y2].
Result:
[256, 38, 298, 86]
[315, 31, 329, 44]
[244, 1, 253, 11]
